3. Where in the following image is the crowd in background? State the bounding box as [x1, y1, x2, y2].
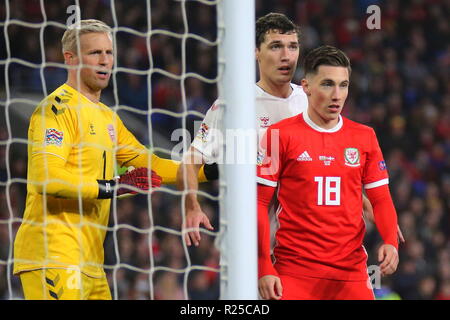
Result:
[0, 0, 449, 300]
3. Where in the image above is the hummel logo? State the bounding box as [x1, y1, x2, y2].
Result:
[297, 151, 313, 161]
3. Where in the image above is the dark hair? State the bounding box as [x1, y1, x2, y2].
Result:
[303, 45, 352, 76]
[255, 13, 300, 48]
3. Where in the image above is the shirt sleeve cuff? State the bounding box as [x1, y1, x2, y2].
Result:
[256, 177, 277, 187]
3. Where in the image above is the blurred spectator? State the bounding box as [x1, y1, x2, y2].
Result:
[435, 280, 450, 300]
[188, 270, 218, 300]
[154, 272, 184, 300]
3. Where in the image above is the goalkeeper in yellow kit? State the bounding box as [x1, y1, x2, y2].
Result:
[13, 19, 214, 300]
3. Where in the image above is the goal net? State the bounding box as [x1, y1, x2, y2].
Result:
[0, 0, 256, 300]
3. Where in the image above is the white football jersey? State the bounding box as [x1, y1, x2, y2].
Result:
[191, 83, 308, 164]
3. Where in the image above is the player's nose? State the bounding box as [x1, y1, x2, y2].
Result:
[280, 47, 290, 61]
[331, 87, 342, 101]
[98, 52, 110, 65]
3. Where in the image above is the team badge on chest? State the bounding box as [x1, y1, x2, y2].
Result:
[344, 148, 360, 167]
[260, 117, 270, 128]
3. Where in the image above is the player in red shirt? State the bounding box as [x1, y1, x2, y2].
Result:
[257, 45, 399, 300]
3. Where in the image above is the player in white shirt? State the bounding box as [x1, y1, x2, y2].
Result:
[191, 83, 308, 165]
[177, 13, 304, 246]
[176, 13, 403, 247]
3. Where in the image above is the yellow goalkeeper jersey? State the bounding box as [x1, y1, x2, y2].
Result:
[13, 83, 180, 277]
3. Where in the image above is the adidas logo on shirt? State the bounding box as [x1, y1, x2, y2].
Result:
[297, 151, 313, 161]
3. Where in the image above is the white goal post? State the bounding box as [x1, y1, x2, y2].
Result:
[220, 0, 257, 299]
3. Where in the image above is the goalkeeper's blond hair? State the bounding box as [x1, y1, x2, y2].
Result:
[62, 19, 112, 54]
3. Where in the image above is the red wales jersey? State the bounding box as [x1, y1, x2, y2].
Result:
[257, 112, 390, 281]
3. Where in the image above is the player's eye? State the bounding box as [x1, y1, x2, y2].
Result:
[289, 44, 298, 50]
[340, 82, 349, 88]
[271, 44, 282, 50]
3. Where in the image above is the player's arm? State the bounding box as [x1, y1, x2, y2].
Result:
[30, 152, 99, 198]
[28, 103, 100, 198]
[30, 105, 159, 199]
[113, 115, 212, 184]
[363, 128, 399, 276]
[365, 184, 399, 276]
[176, 103, 222, 245]
[362, 194, 405, 243]
[257, 183, 282, 300]
[122, 153, 212, 184]
[31, 146, 160, 199]
[177, 146, 213, 246]
[256, 126, 284, 300]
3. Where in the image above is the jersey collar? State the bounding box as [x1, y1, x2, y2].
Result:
[302, 110, 343, 133]
[63, 83, 105, 108]
[255, 83, 296, 101]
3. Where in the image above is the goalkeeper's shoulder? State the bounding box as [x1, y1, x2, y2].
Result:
[32, 85, 76, 118]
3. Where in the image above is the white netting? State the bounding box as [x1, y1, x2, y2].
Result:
[0, 0, 224, 300]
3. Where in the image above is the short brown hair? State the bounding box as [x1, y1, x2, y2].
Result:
[62, 19, 112, 53]
[255, 13, 300, 48]
[303, 45, 351, 76]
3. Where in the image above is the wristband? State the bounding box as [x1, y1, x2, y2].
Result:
[203, 163, 218, 180]
[97, 179, 116, 199]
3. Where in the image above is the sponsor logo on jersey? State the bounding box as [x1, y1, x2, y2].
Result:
[378, 160, 387, 171]
[344, 148, 360, 167]
[297, 151, 312, 161]
[45, 128, 64, 146]
[107, 124, 116, 142]
[260, 116, 270, 128]
[319, 155, 335, 166]
[89, 123, 96, 135]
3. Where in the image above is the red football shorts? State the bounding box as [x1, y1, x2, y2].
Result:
[279, 274, 375, 300]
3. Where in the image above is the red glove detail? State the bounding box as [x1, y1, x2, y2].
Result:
[117, 167, 162, 196]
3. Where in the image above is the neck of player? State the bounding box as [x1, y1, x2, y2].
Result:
[257, 79, 292, 99]
[66, 77, 102, 104]
[307, 107, 340, 130]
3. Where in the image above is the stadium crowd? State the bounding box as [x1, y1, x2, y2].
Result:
[0, 0, 449, 299]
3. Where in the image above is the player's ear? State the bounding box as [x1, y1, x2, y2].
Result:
[255, 47, 260, 61]
[301, 78, 310, 96]
[63, 51, 76, 65]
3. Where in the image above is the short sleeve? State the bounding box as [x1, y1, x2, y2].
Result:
[191, 100, 223, 164]
[256, 126, 283, 187]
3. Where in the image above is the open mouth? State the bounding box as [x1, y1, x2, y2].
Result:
[328, 104, 340, 112]
[96, 71, 110, 78]
[278, 66, 291, 74]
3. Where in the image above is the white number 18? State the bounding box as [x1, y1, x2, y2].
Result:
[314, 176, 341, 206]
